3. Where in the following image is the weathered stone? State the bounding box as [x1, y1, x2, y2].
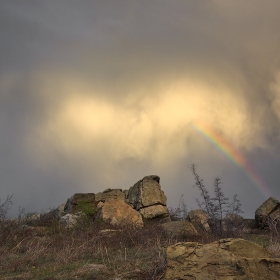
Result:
[139, 205, 169, 219]
[82, 263, 106, 271]
[241, 218, 256, 233]
[97, 201, 104, 210]
[54, 203, 66, 218]
[222, 214, 244, 232]
[123, 189, 129, 200]
[60, 213, 81, 228]
[164, 238, 280, 280]
[97, 198, 143, 227]
[187, 209, 211, 232]
[255, 197, 280, 226]
[127, 175, 167, 210]
[95, 189, 125, 203]
[159, 216, 172, 223]
[161, 221, 198, 237]
[64, 193, 97, 214]
[64, 197, 73, 213]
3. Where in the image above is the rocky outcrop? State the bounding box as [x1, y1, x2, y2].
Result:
[161, 221, 198, 237]
[127, 175, 169, 220]
[96, 198, 143, 227]
[255, 197, 280, 227]
[187, 209, 211, 232]
[57, 175, 169, 224]
[164, 238, 280, 280]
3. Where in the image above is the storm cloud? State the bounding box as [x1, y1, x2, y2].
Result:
[1, 0, 280, 217]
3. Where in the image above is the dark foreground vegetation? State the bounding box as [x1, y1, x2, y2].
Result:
[0, 165, 279, 279]
[1, 211, 276, 280]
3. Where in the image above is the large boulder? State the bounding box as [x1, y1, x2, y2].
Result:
[161, 221, 198, 237]
[255, 197, 280, 227]
[127, 175, 168, 220]
[96, 198, 143, 227]
[139, 205, 169, 219]
[127, 175, 166, 209]
[187, 209, 211, 232]
[163, 238, 280, 280]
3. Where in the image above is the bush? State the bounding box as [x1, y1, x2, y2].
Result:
[76, 200, 97, 217]
[266, 214, 280, 257]
[0, 194, 13, 220]
[168, 195, 188, 221]
[190, 164, 243, 236]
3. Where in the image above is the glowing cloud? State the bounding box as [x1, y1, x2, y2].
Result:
[192, 121, 270, 197]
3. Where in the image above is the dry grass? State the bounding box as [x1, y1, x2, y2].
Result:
[0, 215, 185, 280]
[1, 208, 279, 280]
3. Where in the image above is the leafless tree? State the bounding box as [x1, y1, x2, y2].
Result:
[0, 195, 13, 220]
[190, 164, 243, 235]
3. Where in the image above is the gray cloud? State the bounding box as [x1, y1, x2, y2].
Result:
[1, 0, 280, 217]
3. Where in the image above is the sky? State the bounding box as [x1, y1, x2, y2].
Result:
[1, 1, 280, 218]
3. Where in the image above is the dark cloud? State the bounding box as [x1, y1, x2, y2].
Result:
[1, 0, 280, 217]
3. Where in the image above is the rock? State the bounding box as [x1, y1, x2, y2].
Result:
[139, 205, 169, 219]
[164, 238, 280, 279]
[64, 193, 97, 215]
[241, 218, 256, 233]
[99, 229, 122, 234]
[60, 213, 81, 228]
[97, 201, 104, 209]
[222, 214, 244, 232]
[127, 175, 167, 211]
[96, 198, 143, 227]
[255, 197, 280, 227]
[54, 203, 66, 218]
[159, 216, 172, 223]
[95, 189, 125, 203]
[123, 189, 129, 200]
[161, 221, 198, 237]
[187, 209, 211, 232]
[82, 263, 106, 271]
[64, 197, 73, 213]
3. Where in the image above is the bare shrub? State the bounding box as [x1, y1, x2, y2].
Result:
[190, 164, 243, 236]
[1, 214, 172, 279]
[0, 194, 13, 220]
[168, 195, 188, 221]
[265, 214, 280, 257]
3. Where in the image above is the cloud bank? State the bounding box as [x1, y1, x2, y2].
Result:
[1, 0, 280, 217]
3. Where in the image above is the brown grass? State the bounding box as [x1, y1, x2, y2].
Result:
[0, 215, 184, 280]
[1, 210, 277, 280]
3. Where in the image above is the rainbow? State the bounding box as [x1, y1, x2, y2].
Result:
[192, 122, 270, 197]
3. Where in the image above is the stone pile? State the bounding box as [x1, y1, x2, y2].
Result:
[58, 175, 169, 228]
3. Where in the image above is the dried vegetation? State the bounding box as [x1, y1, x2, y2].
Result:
[1, 165, 279, 279]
